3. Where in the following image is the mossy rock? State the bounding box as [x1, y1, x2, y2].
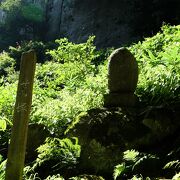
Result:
[68, 108, 149, 147]
[66, 103, 180, 177]
[67, 108, 149, 174]
[26, 123, 50, 162]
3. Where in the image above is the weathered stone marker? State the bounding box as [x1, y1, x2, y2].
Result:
[5, 50, 36, 180]
[104, 47, 138, 107]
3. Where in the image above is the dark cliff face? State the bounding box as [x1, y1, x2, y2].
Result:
[46, 0, 180, 47]
[0, 0, 179, 48]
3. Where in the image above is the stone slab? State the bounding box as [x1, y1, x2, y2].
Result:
[104, 93, 138, 107]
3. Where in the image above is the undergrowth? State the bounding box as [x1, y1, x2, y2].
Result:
[0, 24, 179, 179]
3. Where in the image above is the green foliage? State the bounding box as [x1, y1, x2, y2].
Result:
[0, 36, 108, 137]
[0, 24, 179, 179]
[23, 172, 40, 180]
[33, 137, 81, 171]
[0, 118, 7, 131]
[29, 36, 107, 134]
[164, 160, 180, 171]
[69, 175, 105, 180]
[123, 150, 140, 162]
[9, 41, 49, 68]
[21, 4, 44, 23]
[47, 36, 100, 88]
[23, 171, 64, 180]
[129, 24, 180, 105]
[172, 172, 180, 180]
[113, 150, 159, 179]
[0, 83, 16, 130]
[0, 155, 6, 179]
[45, 174, 64, 180]
[113, 163, 126, 180]
[0, 0, 46, 49]
[0, 82, 15, 149]
[48, 36, 98, 63]
[130, 175, 150, 180]
[0, 0, 21, 11]
[0, 51, 15, 77]
[87, 139, 109, 171]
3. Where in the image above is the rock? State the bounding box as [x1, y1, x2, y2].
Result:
[1, 0, 180, 49]
[104, 48, 138, 107]
[67, 103, 180, 175]
[0, 10, 6, 24]
[46, 0, 180, 48]
[104, 93, 137, 107]
[26, 123, 50, 162]
[108, 48, 138, 93]
[46, 0, 64, 39]
[67, 108, 150, 174]
[139, 105, 180, 147]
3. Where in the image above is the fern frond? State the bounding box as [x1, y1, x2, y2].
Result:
[172, 172, 180, 180]
[113, 163, 126, 180]
[164, 160, 180, 170]
[123, 149, 139, 162]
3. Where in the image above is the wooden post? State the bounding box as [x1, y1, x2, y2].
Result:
[5, 50, 36, 180]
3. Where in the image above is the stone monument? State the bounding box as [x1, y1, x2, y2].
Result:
[104, 47, 138, 107]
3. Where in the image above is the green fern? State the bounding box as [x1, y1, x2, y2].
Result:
[113, 163, 126, 180]
[113, 149, 159, 179]
[123, 150, 139, 162]
[130, 175, 151, 180]
[132, 154, 157, 171]
[33, 137, 81, 170]
[164, 160, 180, 170]
[45, 174, 64, 180]
[172, 172, 180, 180]
[0, 158, 6, 179]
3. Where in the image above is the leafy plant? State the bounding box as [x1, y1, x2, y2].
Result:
[113, 163, 126, 180]
[45, 174, 64, 180]
[123, 150, 140, 162]
[0, 83, 16, 121]
[47, 36, 100, 88]
[0, 51, 15, 77]
[29, 37, 108, 135]
[172, 172, 180, 180]
[0, 155, 6, 179]
[69, 175, 105, 180]
[33, 137, 81, 171]
[0, 117, 9, 131]
[0, 0, 46, 49]
[0, 24, 179, 179]
[21, 4, 44, 23]
[9, 41, 50, 68]
[129, 24, 180, 105]
[130, 175, 150, 180]
[164, 160, 180, 171]
[113, 150, 159, 179]
[0, 0, 21, 11]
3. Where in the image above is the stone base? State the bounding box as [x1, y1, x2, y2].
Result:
[103, 93, 137, 107]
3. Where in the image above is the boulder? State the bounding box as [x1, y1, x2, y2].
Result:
[67, 108, 150, 174]
[67, 103, 180, 175]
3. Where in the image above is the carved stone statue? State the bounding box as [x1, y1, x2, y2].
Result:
[104, 47, 138, 107]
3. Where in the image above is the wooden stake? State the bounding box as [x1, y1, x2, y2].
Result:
[5, 50, 36, 180]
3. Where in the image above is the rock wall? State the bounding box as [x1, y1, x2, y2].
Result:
[0, 0, 179, 47]
[46, 0, 180, 47]
[0, 9, 5, 23]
